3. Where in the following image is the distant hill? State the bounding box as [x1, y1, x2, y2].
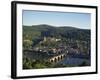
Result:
[23, 24, 90, 41]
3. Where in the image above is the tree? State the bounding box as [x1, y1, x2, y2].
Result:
[23, 39, 33, 49]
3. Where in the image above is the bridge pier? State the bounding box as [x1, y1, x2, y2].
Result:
[49, 54, 66, 63]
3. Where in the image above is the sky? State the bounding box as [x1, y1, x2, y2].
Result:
[23, 10, 91, 29]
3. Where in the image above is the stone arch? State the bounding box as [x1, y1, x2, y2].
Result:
[58, 56, 61, 61]
[61, 55, 63, 59]
[63, 54, 66, 57]
[50, 58, 54, 63]
[50, 59, 54, 63]
[54, 57, 58, 62]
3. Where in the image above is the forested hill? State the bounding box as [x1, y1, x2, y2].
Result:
[23, 24, 90, 41]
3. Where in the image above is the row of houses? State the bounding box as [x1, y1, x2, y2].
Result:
[43, 37, 61, 42]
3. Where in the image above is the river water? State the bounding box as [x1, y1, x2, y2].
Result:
[57, 55, 91, 66]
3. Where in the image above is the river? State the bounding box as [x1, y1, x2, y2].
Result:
[57, 54, 91, 66]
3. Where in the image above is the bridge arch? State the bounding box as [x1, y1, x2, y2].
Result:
[54, 57, 58, 62]
[58, 56, 61, 61]
[49, 54, 66, 63]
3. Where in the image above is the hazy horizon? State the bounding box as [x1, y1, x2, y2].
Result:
[23, 10, 91, 29]
[23, 24, 91, 30]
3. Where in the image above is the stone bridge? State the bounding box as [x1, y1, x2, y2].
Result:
[49, 53, 67, 63]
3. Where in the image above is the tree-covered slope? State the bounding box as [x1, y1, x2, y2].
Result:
[23, 24, 90, 41]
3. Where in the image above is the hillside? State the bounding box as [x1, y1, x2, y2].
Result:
[23, 24, 91, 69]
[23, 24, 90, 41]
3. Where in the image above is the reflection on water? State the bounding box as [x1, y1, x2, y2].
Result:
[58, 55, 91, 66]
